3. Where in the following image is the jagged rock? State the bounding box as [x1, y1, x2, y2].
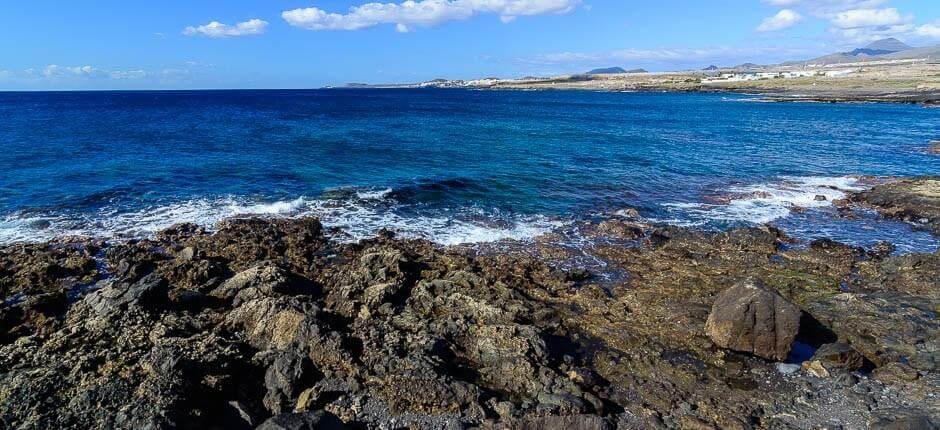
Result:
[804, 292, 939, 371]
[812, 342, 865, 371]
[705, 279, 801, 361]
[211, 262, 300, 303]
[801, 360, 831, 378]
[224, 296, 315, 350]
[264, 351, 315, 414]
[593, 219, 646, 240]
[256, 410, 346, 430]
[85, 272, 169, 316]
[2, 216, 939, 429]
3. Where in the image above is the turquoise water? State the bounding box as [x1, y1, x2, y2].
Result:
[0, 89, 937, 251]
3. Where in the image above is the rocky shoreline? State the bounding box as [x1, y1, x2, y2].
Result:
[1, 179, 938, 429]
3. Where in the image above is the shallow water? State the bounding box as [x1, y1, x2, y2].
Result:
[1, 89, 937, 251]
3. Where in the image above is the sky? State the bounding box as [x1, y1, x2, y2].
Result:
[1, 0, 938, 90]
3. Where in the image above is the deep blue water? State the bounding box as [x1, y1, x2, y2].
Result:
[1, 89, 938, 251]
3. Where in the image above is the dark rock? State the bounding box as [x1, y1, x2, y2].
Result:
[594, 220, 646, 240]
[85, 272, 169, 316]
[211, 263, 302, 303]
[499, 414, 614, 430]
[805, 292, 938, 371]
[2, 215, 938, 429]
[871, 411, 938, 430]
[256, 410, 346, 430]
[155, 222, 206, 242]
[705, 279, 801, 360]
[851, 177, 940, 235]
[264, 351, 314, 414]
[812, 342, 865, 371]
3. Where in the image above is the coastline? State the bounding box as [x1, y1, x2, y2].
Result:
[1, 177, 937, 428]
[344, 62, 940, 105]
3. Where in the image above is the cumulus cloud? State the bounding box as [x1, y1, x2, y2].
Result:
[183, 19, 268, 38]
[758, 1, 940, 45]
[282, 0, 580, 31]
[757, 9, 803, 31]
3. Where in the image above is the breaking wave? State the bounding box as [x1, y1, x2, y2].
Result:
[660, 176, 864, 226]
[0, 188, 565, 247]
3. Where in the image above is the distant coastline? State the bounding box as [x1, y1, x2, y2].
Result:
[332, 38, 940, 105]
[330, 61, 940, 105]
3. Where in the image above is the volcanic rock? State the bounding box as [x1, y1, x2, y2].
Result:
[705, 279, 801, 360]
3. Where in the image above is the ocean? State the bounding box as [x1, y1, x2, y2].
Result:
[1, 89, 938, 252]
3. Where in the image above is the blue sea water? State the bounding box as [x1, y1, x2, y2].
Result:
[0, 89, 938, 251]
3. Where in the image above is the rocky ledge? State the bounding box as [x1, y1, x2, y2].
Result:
[0, 212, 938, 428]
[850, 176, 940, 235]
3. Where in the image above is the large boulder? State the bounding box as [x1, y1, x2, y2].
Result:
[705, 279, 801, 361]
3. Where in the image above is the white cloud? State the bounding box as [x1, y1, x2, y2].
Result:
[41, 65, 105, 78]
[757, 9, 803, 32]
[916, 22, 940, 39]
[831, 8, 904, 28]
[758, 1, 940, 45]
[24, 65, 156, 81]
[282, 0, 580, 31]
[183, 19, 268, 38]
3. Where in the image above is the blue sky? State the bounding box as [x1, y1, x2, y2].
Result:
[1, 0, 938, 90]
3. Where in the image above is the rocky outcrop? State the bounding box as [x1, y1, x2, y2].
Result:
[851, 177, 940, 235]
[705, 279, 801, 360]
[0, 216, 937, 429]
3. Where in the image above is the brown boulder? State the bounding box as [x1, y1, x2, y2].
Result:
[705, 279, 801, 361]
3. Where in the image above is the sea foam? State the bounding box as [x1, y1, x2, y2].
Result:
[662, 176, 862, 225]
[0, 190, 564, 247]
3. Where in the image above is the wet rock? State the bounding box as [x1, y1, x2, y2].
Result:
[705, 279, 801, 361]
[594, 220, 646, 240]
[613, 207, 641, 218]
[155, 222, 206, 243]
[929, 140, 940, 155]
[256, 410, 346, 430]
